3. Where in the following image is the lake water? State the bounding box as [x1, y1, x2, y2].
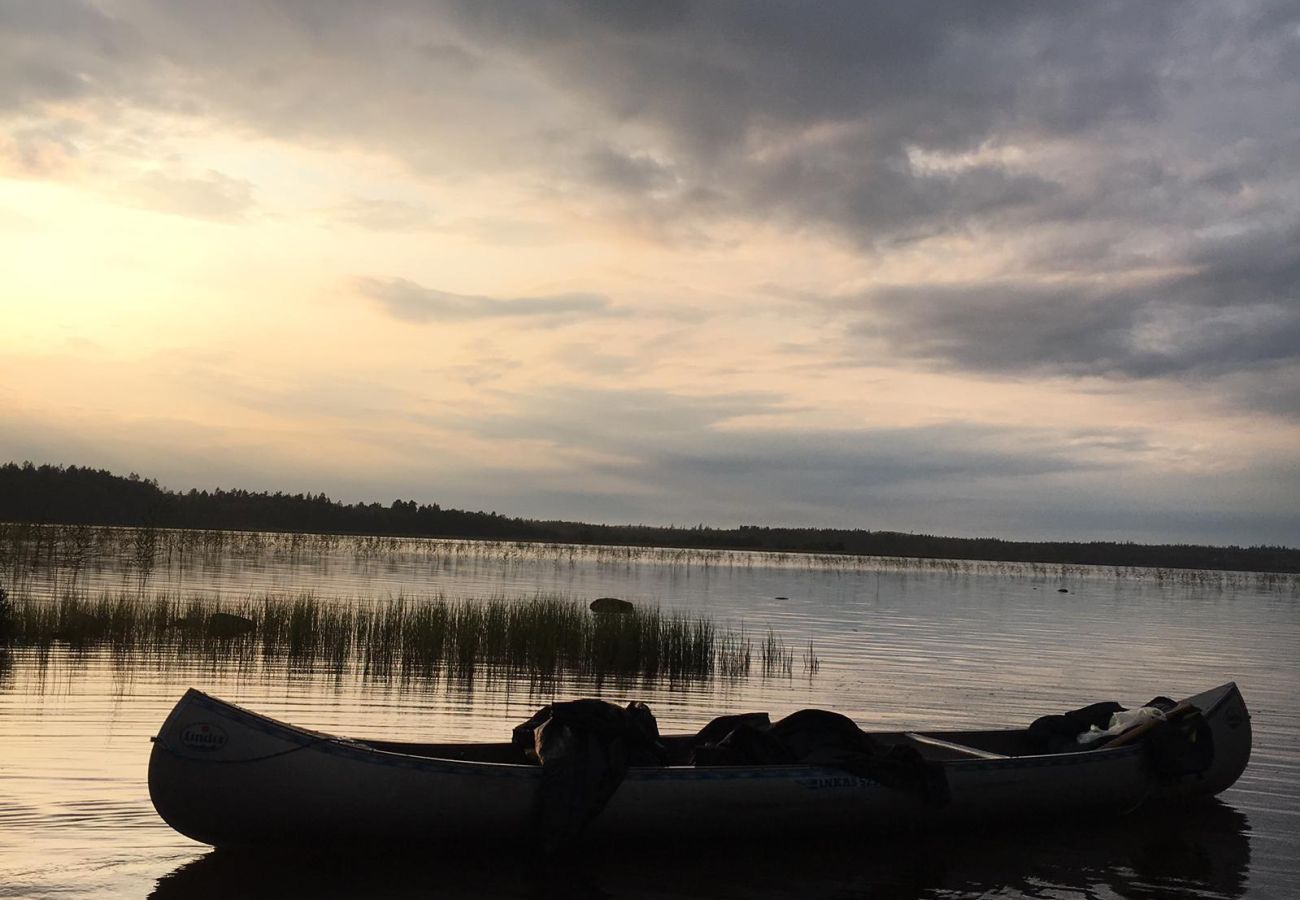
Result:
[1, 528, 1298, 898]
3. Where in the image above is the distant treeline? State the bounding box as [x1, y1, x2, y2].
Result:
[2, 462, 1297, 573]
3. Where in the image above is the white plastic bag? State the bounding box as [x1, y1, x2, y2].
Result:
[1077, 705, 1166, 746]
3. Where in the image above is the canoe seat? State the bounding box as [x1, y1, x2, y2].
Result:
[904, 733, 1009, 761]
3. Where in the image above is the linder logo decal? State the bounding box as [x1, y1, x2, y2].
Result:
[179, 722, 228, 752]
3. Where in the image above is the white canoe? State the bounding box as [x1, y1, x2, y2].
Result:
[148, 682, 1251, 848]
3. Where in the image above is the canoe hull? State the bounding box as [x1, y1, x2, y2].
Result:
[148, 683, 1250, 848]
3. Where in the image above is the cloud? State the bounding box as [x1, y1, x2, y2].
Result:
[439, 2, 1280, 235]
[467, 386, 785, 444]
[5, 2, 1298, 249]
[463, 385, 1137, 485]
[0, 120, 82, 176]
[443, 384, 1300, 542]
[332, 198, 437, 232]
[0, 0, 143, 111]
[329, 201, 566, 247]
[1217, 362, 1300, 420]
[120, 168, 256, 222]
[454, 2, 1166, 145]
[853, 217, 1300, 384]
[356, 277, 616, 323]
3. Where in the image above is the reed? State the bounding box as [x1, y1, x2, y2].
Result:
[760, 627, 794, 677]
[0, 588, 809, 685]
[5, 523, 1295, 597]
[802, 639, 821, 676]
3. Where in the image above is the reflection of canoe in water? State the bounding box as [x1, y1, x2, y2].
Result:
[149, 803, 1254, 900]
[148, 682, 1251, 849]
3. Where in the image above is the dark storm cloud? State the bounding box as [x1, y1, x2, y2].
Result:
[0, 1, 142, 110]
[442, 0, 1193, 233]
[857, 218, 1300, 382]
[357, 277, 615, 323]
[582, 146, 677, 194]
[744, 151, 1061, 243]
[6, 2, 1295, 238]
[454, 1, 1175, 142]
[0, 5, 1259, 206]
[1182, 220, 1300, 308]
[1218, 363, 1300, 420]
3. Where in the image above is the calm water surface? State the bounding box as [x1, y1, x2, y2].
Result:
[2, 531, 1298, 898]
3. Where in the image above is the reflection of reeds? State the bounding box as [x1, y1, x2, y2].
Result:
[760, 627, 793, 677]
[133, 525, 159, 592]
[4, 523, 1295, 596]
[802, 640, 821, 676]
[0, 590, 792, 685]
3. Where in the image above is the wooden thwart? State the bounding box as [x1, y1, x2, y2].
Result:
[904, 732, 1009, 760]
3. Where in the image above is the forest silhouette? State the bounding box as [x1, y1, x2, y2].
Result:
[2, 462, 1295, 573]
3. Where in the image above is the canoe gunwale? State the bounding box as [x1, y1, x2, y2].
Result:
[162, 687, 1171, 781]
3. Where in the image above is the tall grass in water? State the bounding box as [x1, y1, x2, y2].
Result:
[0, 589, 812, 684]
[760, 628, 794, 677]
[6, 524, 1296, 599]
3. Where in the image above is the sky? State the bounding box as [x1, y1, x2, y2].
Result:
[2, 1, 1298, 546]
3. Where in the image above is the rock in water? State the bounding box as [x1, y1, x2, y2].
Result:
[207, 612, 255, 636]
[589, 597, 635, 615]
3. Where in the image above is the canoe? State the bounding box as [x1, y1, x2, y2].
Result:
[148, 682, 1251, 848]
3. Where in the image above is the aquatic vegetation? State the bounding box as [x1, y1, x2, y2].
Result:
[802, 639, 821, 676]
[0, 589, 814, 685]
[3, 523, 1295, 599]
[0, 583, 10, 643]
[760, 627, 794, 677]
